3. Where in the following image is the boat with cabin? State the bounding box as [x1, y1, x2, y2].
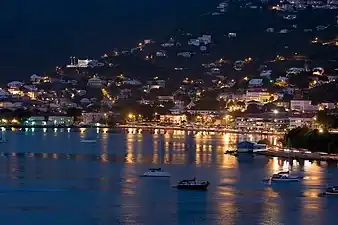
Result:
[236, 141, 267, 153]
[140, 168, 171, 177]
[81, 139, 97, 143]
[270, 171, 300, 182]
[174, 178, 210, 190]
[324, 186, 338, 195]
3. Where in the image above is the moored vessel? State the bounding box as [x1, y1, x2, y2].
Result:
[81, 139, 97, 143]
[141, 168, 171, 177]
[270, 171, 300, 182]
[174, 178, 210, 190]
[324, 186, 338, 195]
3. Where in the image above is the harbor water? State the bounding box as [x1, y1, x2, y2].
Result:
[0, 128, 337, 225]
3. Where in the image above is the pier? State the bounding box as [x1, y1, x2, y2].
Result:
[257, 149, 338, 161]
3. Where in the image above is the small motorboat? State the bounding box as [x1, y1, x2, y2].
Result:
[173, 178, 210, 190]
[324, 186, 338, 195]
[140, 168, 171, 177]
[270, 171, 300, 182]
[81, 139, 97, 143]
[224, 150, 238, 156]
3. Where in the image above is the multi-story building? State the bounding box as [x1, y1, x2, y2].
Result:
[245, 89, 278, 103]
[235, 113, 289, 131]
[159, 114, 187, 124]
[290, 100, 317, 112]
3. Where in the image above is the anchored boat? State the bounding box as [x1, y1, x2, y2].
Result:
[270, 171, 300, 182]
[324, 186, 338, 195]
[174, 178, 210, 190]
[140, 168, 171, 177]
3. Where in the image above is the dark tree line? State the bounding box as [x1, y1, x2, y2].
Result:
[285, 127, 338, 153]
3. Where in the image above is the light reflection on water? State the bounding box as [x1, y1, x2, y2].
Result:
[0, 129, 337, 225]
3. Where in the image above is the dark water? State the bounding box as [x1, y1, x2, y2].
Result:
[0, 129, 337, 225]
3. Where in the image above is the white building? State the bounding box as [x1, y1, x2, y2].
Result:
[87, 77, 104, 87]
[228, 33, 237, 38]
[260, 70, 272, 78]
[290, 100, 317, 112]
[123, 79, 142, 86]
[30, 74, 42, 83]
[177, 52, 192, 58]
[248, 79, 263, 87]
[0, 101, 23, 109]
[80, 98, 91, 105]
[159, 114, 187, 124]
[0, 90, 10, 99]
[289, 116, 313, 128]
[245, 89, 277, 103]
[82, 112, 107, 124]
[156, 51, 166, 57]
[7, 81, 23, 89]
[198, 35, 212, 45]
[67, 58, 104, 68]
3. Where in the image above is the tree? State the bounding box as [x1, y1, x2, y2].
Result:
[258, 139, 270, 146]
[66, 108, 82, 123]
[13, 109, 32, 122]
[289, 71, 310, 89]
[316, 110, 335, 129]
[246, 104, 262, 113]
[137, 105, 155, 121]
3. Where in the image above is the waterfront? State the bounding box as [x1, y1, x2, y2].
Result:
[0, 130, 337, 225]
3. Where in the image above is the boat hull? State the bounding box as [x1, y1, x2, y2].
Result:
[271, 178, 300, 182]
[176, 185, 209, 190]
[140, 172, 171, 177]
[325, 191, 338, 195]
[81, 140, 96, 143]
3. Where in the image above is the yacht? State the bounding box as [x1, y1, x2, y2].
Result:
[236, 141, 267, 153]
[324, 186, 338, 195]
[140, 168, 170, 177]
[81, 139, 97, 143]
[270, 171, 300, 182]
[173, 178, 210, 190]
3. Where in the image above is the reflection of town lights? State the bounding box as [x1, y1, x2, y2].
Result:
[11, 119, 18, 123]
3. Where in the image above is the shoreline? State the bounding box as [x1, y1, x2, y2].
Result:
[0, 124, 285, 135]
[257, 150, 338, 162]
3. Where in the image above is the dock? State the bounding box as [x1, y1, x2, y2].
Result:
[257, 150, 338, 161]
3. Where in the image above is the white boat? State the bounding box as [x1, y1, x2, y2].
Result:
[324, 186, 338, 195]
[81, 139, 97, 143]
[236, 141, 267, 153]
[270, 171, 300, 182]
[140, 168, 170, 177]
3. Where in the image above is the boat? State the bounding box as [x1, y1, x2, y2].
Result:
[174, 178, 210, 190]
[140, 168, 171, 177]
[236, 141, 268, 153]
[324, 186, 338, 195]
[224, 150, 238, 156]
[270, 171, 300, 182]
[81, 139, 97, 143]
